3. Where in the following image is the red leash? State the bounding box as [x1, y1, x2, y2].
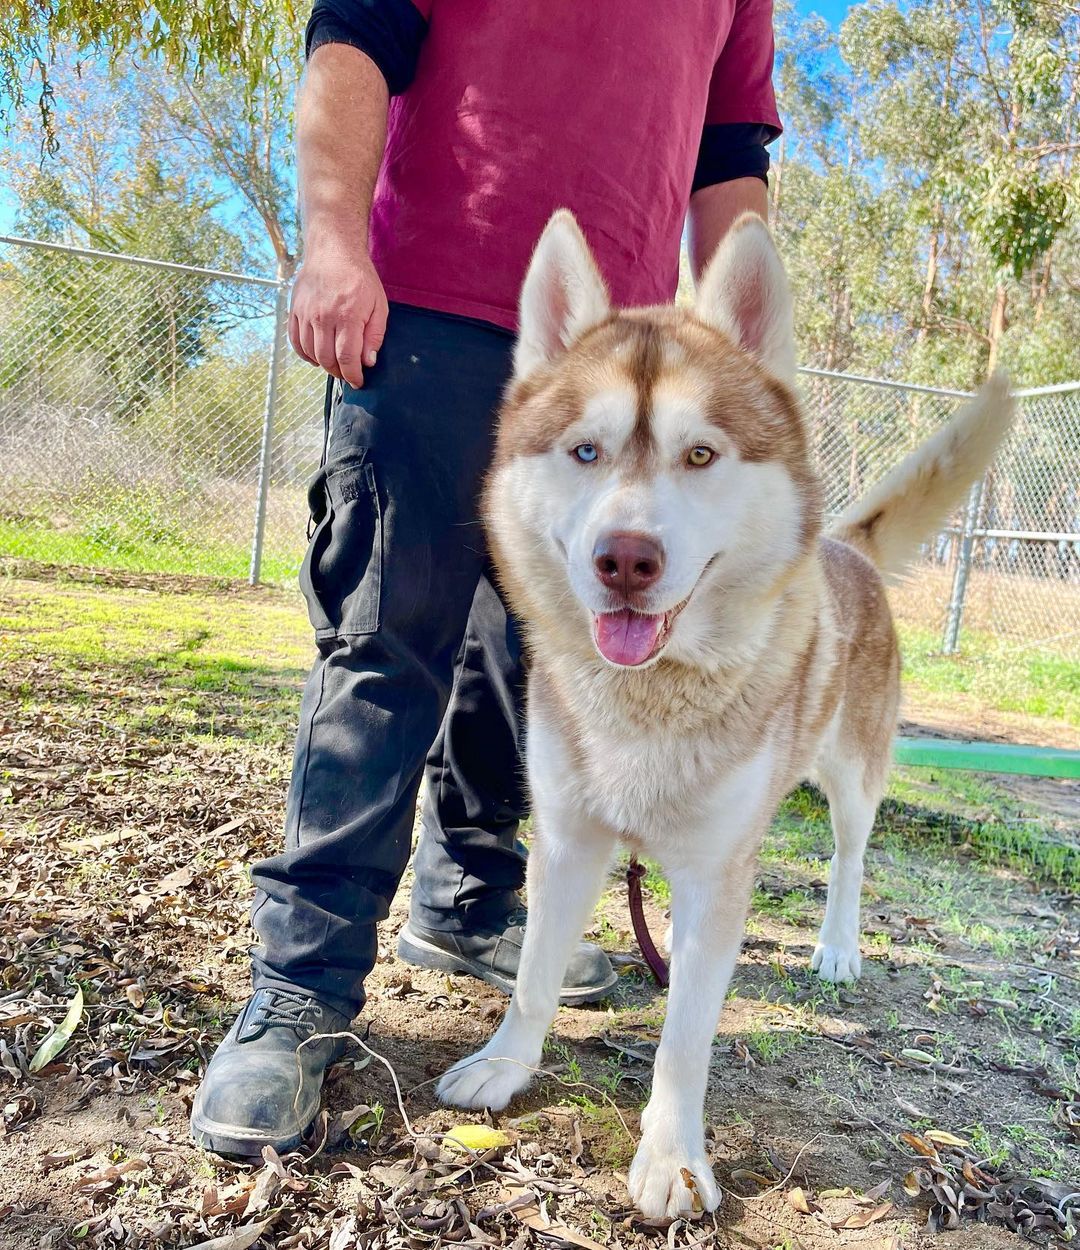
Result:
[627, 856, 670, 988]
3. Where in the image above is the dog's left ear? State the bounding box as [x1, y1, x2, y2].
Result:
[695, 214, 796, 384]
[515, 210, 610, 378]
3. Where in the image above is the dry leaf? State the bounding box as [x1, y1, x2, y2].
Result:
[925, 1129, 970, 1148]
[29, 987, 84, 1072]
[154, 865, 196, 893]
[207, 816, 249, 838]
[731, 1168, 774, 1187]
[328, 1216, 356, 1250]
[899, 1131, 939, 1159]
[680, 1167, 705, 1214]
[895, 1095, 929, 1119]
[786, 1186, 819, 1214]
[903, 1172, 921, 1196]
[59, 830, 126, 853]
[244, 1164, 281, 1216]
[502, 1186, 608, 1249]
[831, 1201, 894, 1229]
[731, 1038, 757, 1070]
[185, 1218, 276, 1250]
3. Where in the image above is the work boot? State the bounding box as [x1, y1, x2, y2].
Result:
[397, 906, 618, 1005]
[191, 986, 352, 1157]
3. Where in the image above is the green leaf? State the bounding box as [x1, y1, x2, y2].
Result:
[29, 986, 84, 1072]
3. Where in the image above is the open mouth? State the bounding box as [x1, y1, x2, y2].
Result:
[592, 594, 691, 667]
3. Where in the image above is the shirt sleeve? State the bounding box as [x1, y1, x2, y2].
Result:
[693, 0, 782, 191]
[306, 0, 432, 96]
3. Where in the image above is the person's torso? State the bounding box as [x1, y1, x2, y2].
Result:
[369, 1, 736, 330]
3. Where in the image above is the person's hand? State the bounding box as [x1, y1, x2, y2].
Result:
[289, 242, 388, 388]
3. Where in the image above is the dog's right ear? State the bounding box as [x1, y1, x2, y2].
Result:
[515, 210, 610, 378]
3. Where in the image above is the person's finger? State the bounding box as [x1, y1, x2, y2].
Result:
[313, 321, 343, 380]
[297, 313, 319, 369]
[288, 311, 317, 367]
[335, 325, 366, 389]
[362, 298, 388, 370]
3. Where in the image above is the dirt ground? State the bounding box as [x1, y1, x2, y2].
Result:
[2, 567, 1078, 1250]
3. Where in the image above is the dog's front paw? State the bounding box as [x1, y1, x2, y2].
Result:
[436, 1048, 533, 1111]
[627, 1137, 720, 1220]
[811, 939, 862, 983]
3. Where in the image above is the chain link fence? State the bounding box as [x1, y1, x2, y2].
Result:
[1, 235, 1078, 657]
[0, 235, 324, 583]
[799, 370, 1080, 659]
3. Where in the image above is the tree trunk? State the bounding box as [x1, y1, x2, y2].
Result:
[917, 217, 940, 344]
[986, 284, 1008, 374]
[771, 132, 785, 227]
[1033, 249, 1053, 325]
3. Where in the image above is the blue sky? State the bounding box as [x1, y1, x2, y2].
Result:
[798, 0, 855, 26]
[1, 1, 856, 243]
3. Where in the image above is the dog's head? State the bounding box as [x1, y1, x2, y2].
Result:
[485, 210, 821, 670]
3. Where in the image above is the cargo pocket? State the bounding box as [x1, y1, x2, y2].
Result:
[299, 451, 383, 643]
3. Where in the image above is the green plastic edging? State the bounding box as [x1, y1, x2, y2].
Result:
[894, 736, 1080, 779]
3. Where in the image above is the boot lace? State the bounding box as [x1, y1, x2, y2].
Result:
[252, 989, 326, 1039]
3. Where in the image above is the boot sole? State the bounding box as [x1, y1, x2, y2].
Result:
[190, 1109, 309, 1160]
[397, 927, 619, 1006]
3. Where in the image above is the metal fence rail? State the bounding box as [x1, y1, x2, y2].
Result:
[1, 235, 1078, 657]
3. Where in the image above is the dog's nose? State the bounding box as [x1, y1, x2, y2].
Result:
[593, 532, 665, 595]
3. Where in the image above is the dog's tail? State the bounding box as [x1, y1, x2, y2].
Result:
[828, 373, 1014, 581]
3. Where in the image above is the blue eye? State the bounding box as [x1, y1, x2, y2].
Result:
[573, 443, 598, 463]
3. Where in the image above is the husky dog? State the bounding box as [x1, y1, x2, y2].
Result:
[437, 210, 1012, 1219]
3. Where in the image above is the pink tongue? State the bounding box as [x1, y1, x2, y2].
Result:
[593, 610, 665, 666]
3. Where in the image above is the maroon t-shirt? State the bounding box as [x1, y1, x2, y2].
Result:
[367, 1, 781, 331]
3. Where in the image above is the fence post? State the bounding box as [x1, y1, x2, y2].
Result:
[249, 270, 290, 585]
[941, 477, 984, 654]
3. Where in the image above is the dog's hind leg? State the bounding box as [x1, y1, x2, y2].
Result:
[811, 756, 883, 983]
[436, 803, 615, 1111]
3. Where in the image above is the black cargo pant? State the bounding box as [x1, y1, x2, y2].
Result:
[249, 304, 528, 1017]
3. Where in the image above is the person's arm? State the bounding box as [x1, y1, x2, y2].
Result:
[290, 0, 432, 387]
[688, 0, 781, 282]
[687, 177, 768, 281]
[290, 43, 390, 388]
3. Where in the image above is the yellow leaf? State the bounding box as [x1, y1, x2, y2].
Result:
[903, 1172, 921, 1196]
[926, 1130, 970, 1148]
[443, 1124, 512, 1153]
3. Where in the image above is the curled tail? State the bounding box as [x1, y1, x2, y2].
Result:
[828, 373, 1014, 580]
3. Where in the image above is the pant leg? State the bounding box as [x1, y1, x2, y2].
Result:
[249, 304, 514, 1017]
[410, 571, 530, 932]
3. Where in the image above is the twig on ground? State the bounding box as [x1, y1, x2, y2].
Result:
[721, 1132, 833, 1203]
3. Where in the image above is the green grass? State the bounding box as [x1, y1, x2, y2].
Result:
[898, 623, 1080, 726]
[0, 570, 312, 747]
[762, 772, 1079, 890]
[885, 768, 1080, 887]
[0, 519, 299, 584]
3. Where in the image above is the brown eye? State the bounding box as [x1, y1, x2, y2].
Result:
[687, 446, 715, 467]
